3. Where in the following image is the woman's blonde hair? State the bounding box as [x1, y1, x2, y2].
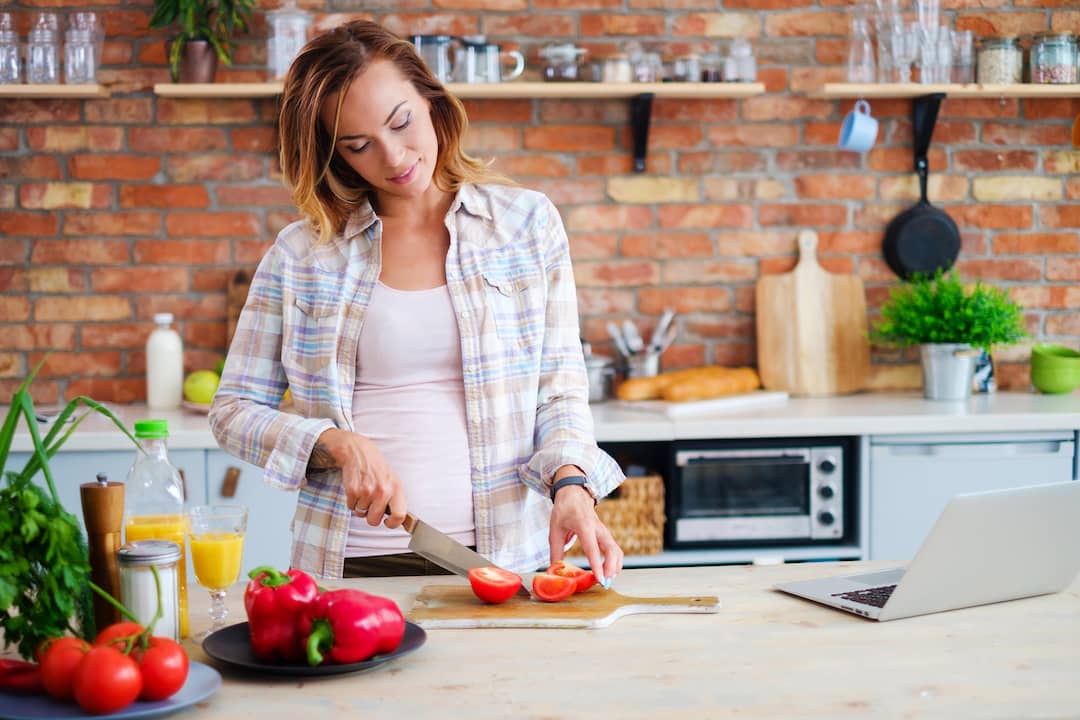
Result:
[279, 20, 509, 244]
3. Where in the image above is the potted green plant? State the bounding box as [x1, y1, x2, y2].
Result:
[149, 0, 256, 83]
[871, 271, 1027, 401]
[0, 360, 139, 659]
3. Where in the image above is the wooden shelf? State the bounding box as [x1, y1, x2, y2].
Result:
[811, 82, 1080, 99]
[153, 80, 765, 100]
[0, 84, 110, 98]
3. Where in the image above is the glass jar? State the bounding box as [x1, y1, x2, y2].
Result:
[118, 540, 181, 641]
[976, 36, 1022, 84]
[672, 54, 701, 83]
[602, 53, 631, 83]
[0, 13, 20, 84]
[1030, 32, 1077, 84]
[267, 0, 312, 80]
[539, 43, 586, 82]
[26, 12, 60, 84]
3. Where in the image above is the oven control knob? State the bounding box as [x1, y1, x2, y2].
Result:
[817, 510, 835, 526]
[818, 484, 835, 500]
[818, 457, 837, 474]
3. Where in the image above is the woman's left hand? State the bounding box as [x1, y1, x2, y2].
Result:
[548, 485, 623, 587]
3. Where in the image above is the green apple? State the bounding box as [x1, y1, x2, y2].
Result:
[213, 358, 225, 377]
[183, 370, 220, 405]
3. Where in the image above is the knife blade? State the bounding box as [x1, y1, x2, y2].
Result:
[402, 512, 532, 597]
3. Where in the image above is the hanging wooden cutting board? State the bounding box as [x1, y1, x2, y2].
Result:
[407, 584, 720, 629]
[755, 230, 870, 396]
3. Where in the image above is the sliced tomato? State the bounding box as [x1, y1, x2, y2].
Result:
[531, 572, 576, 603]
[547, 560, 597, 593]
[468, 566, 523, 604]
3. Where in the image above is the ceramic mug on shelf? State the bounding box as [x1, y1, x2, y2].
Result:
[838, 99, 879, 153]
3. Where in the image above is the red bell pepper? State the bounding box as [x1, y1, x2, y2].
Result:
[0, 659, 44, 695]
[243, 565, 319, 663]
[297, 588, 405, 666]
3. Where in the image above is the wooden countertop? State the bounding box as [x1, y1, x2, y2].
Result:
[177, 562, 1080, 719]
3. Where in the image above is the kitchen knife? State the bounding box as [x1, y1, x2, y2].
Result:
[402, 512, 532, 597]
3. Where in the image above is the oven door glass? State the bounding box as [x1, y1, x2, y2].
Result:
[680, 456, 809, 518]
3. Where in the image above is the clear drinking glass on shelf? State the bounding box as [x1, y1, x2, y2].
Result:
[187, 504, 248, 640]
[951, 29, 974, 83]
[0, 13, 20, 84]
[846, 6, 876, 82]
[891, 23, 918, 83]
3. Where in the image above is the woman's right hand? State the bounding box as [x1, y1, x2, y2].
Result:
[313, 428, 407, 529]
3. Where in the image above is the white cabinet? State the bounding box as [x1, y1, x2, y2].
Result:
[869, 432, 1077, 560]
[204, 450, 296, 575]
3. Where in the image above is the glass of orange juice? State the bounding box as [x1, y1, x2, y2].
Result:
[187, 504, 248, 640]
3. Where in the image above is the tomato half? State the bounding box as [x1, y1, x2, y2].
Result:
[72, 646, 142, 715]
[547, 561, 597, 594]
[468, 566, 523, 604]
[40, 637, 90, 701]
[133, 636, 189, 701]
[531, 572, 576, 603]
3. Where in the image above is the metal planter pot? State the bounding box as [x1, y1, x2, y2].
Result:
[920, 343, 978, 401]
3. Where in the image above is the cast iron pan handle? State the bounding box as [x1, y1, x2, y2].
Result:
[912, 93, 945, 208]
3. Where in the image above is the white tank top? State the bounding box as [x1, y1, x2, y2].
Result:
[345, 281, 475, 556]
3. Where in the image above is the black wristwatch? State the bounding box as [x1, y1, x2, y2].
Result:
[550, 475, 596, 504]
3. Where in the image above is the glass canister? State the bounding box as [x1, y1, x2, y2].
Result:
[1030, 32, 1077, 84]
[539, 43, 586, 81]
[267, 0, 312, 80]
[976, 36, 1022, 84]
[0, 13, 20, 84]
[26, 12, 60, 84]
[118, 540, 181, 641]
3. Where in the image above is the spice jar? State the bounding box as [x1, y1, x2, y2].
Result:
[602, 53, 632, 83]
[118, 540, 181, 641]
[976, 37, 1022, 84]
[1030, 32, 1077, 84]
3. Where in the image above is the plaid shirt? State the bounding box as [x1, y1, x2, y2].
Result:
[209, 183, 624, 578]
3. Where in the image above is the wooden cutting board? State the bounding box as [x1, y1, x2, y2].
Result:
[615, 390, 789, 418]
[408, 584, 721, 629]
[755, 230, 870, 396]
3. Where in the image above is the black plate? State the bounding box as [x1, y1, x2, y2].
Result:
[202, 621, 426, 676]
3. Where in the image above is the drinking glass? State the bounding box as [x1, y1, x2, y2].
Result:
[891, 23, 918, 83]
[187, 504, 248, 640]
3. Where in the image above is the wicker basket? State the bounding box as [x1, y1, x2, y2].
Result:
[568, 474, 665, 556]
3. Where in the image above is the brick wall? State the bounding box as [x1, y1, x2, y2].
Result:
[1, 0, 1078, 402]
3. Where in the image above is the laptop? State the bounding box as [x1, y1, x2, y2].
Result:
[774, 481, 1080, 621]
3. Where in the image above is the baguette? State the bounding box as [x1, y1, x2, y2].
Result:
[661, 366, 761, 402]
[616, 366, 757, 401]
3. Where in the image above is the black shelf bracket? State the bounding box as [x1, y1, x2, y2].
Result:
[630, 92, 655, 173]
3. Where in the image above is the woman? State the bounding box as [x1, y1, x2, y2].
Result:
[209, 20, 625, 583]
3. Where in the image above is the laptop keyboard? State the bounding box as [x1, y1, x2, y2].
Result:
[831, 584, 897, 608]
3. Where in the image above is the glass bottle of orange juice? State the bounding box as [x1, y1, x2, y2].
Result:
[124, 419, 190, 638]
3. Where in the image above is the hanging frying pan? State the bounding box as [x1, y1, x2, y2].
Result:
[882, 93, 960, 280]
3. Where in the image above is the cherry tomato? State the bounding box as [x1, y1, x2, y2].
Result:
[72, 646, 142, 715]
[93, 621, 145, 649]
[133, 636, 189, 701]
[547, 561, 597, 594]
[467, 566, 523, 604]
[531, 572, 576, 602]
[39, 637, 90, 701]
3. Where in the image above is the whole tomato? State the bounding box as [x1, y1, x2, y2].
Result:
[39, 636, 90, 701]
[72, 646, 143, 715]
[132, 636, 189, 701]
[94, 621, 145, 649]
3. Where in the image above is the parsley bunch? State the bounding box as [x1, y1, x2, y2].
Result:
[0, 359, 139, 659]
[871, 270, 1027, 350]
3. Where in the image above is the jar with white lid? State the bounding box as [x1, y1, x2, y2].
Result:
[118, 539, 181, 641]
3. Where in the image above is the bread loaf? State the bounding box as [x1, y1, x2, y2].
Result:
[616, 366, 761, 402]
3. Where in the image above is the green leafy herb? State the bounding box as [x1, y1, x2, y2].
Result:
[870, 270, 1027, 350]
[0, 358, 140, 659]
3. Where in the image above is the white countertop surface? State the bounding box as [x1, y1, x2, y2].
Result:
[7, 391, 1080, 452]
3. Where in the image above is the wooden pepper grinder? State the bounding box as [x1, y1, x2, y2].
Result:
[81, 472, 124, 630]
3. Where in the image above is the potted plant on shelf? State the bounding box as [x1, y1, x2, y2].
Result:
[149, 0, 256, 83]
[871, 271, 1027, 401]
[0, 360, 139, 659]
